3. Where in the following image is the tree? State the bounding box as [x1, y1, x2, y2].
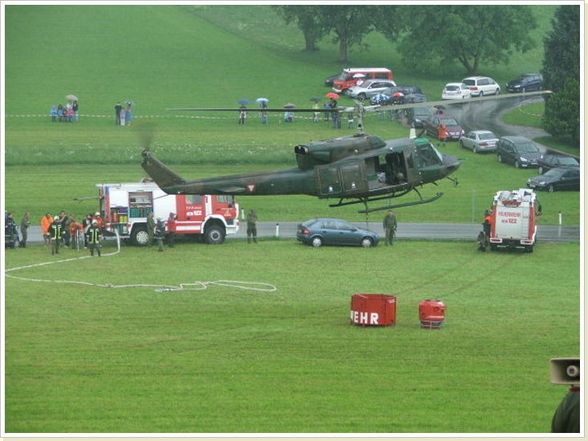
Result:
[316, 6, 376, 63]
[542, 6, 580, 145]
[273, 6, 326, 52]
[395, 6, 537, 75]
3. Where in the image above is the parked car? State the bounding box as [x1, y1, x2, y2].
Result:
[332, 67, 393, 93]
[296, 218, 379, 248]
[459, 130, 499, 153]
[496, 136, 541, 168]
[527, 166, 580, 192]
[324, 73, 339, 87]
[348, 79, 397, 99]
[441, 83, 472, 100]
[537, 154, 579, 174]
[424, 113, 465, 140]
[403, 106, 434, 128]
[462, 76, 501, 96]
[506, 73, 543, 93]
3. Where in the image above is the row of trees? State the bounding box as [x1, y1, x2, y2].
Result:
[542, 6, 580, 146]
[275, 5, 580, 146]
[274, 5, 537, 76]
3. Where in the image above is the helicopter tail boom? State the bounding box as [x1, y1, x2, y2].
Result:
[141, 150, 186, 190]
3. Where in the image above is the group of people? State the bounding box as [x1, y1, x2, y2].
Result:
[50, 101, 79, 123]
[146, 212, 176, 251]
[39, 211, 104, 256]
[114, 101, 133, 126]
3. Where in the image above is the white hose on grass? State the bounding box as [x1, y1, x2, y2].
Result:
[6, 231, 277, 293]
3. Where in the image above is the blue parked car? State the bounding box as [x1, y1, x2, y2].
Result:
[296, 218, 379, 248]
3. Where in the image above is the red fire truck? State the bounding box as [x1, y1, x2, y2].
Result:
[482, 188, 541, 253]
[96, 181, 239, 245]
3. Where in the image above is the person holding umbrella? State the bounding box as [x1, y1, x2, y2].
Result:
[325, 92, 340, 129]
[283, 103, 295, 123]
[256, 98, 269, 124]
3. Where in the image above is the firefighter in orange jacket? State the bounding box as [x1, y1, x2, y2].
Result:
[41, 213, 52, 246]
[438, 123, 448, 147]
[483, 209, 493, 238]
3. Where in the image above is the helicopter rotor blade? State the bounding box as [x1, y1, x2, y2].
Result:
[368, 89, 553, 114]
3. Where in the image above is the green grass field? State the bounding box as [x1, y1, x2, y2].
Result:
[3, 4, 581, 435]
[5, 240, 580, 433]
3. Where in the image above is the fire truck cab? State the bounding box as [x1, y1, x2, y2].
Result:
[96, 181, 239, 245]
[486, 188, 541, 252]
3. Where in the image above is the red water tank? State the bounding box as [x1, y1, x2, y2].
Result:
[350, 294, 396, 327]
[419, 299, 446, 329]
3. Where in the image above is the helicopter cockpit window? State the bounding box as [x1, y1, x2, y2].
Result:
[417, 143, 444, 167]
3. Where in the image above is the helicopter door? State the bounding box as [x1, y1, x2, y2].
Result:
[316, 165, 342, 196]
[316, 163, 366, 196]
[340, 163, 366, 194]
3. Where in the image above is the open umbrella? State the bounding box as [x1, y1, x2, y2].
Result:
[283, 103, 296, 109]
[325, 92, 340, 99]
[256, 97, 269, 104]
[238, 99, 250, 105]
[65, 94, 78, 101]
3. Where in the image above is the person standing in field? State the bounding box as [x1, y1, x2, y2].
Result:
[49, 216, 63, 255]
[438, 123, 448, 148]
[155, 217, 166, 252]
[166, 212, 176, 248]
[19, 211, 31, 248]
[86, 220, 102, 257]
[383, 209, 397, 246]
[41, 213, 53, 246]
[147, 212, 155, 246]
[114, 102, 122, 125]
[246, 209, 258, 244]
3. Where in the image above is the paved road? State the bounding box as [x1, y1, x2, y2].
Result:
[19, 222, 579, 244]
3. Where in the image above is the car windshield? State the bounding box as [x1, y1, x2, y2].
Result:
[441, 118, 459, 126]
[515, 142, 539, 153]
[543, 168, 566, 178]
[558, 157, 579, 166]
[478, 132, 496, 140]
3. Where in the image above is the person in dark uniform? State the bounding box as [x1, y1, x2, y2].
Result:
[166, 212, 176, 248]
[155, 217, 166, 251]
[86, 220, 102, 257]
[246, 209, 258, 244]
[552, 385, 580, 433]
[383, 209, 397, 246]
[49, 216, 63, 255]
[147, 212, 155, 246]
[19, 211, 31, 248]
[114, 102, 122, 125]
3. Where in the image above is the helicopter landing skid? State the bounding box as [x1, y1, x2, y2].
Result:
[357, 192, 443, 213]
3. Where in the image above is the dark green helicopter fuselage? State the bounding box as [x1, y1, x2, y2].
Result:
[141, 134, 460, 201]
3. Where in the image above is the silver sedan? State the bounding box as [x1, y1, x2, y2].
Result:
[459, 130, 499, 153]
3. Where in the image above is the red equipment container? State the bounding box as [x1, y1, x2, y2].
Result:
[419, 299, 446, 329]
[350, 294, 396, 327]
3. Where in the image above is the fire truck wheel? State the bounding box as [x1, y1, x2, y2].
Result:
[131, 227, 150, 246]
[204, 225, 225, 245]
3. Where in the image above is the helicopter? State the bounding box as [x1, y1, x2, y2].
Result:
[141, 90, 551, 213]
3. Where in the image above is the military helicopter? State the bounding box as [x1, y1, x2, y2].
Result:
[141, 90, 550, 213]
